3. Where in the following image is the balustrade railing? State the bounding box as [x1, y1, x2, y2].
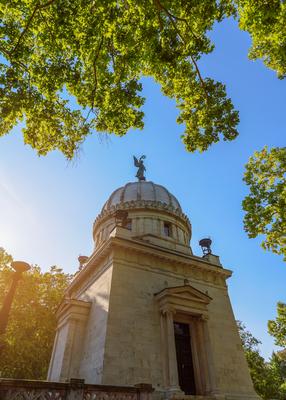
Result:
[0, 378, 153, 400]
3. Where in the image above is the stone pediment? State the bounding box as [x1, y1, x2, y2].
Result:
[155, 284, 212, 317]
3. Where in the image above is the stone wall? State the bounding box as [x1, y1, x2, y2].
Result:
[48, 260, 113, 383]
[99, 244, 258, 399]
[202, 285, 255, 397]
[78, 264, 113, 383]
[47, 226, 260, 399]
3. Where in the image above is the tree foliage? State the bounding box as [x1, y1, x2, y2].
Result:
[237, 321, 286, 400]
[237, 320, 270, 398]
[1, 0, 285, 159]
[243, 147, 286, 260]
[0, 247, 71, 379]
[237, 0, 286, 79]
[0, 0, 240, 159]
[269, 352, 286, 399]
[1, 1, 285, 258]
[269, 302, 286, 348]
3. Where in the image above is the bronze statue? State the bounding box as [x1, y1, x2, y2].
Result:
[133, 155, 146, 181]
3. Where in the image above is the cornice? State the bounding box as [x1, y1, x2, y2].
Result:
[66, 240, 113, 295]
[67, 234, 232, 295]
[111, 236, 232, 279]
[93, 200, 192, 236]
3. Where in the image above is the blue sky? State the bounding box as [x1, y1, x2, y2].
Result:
[0, 18, 285, 359]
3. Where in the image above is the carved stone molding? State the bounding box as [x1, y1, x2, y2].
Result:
[155, 284, 212, 318]
[56, 298, 91, 328]
[93, 200, 191, 235]
[111, 238, 230, 288]
[155, 284, 215, 397]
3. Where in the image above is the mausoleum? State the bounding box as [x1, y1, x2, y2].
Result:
[48, 163, 260, 400]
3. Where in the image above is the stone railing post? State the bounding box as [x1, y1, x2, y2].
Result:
[67, 378, 85, 400]
[135, 383, 153, 400]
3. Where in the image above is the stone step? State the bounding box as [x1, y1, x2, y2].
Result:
[169, 396, 215, 400]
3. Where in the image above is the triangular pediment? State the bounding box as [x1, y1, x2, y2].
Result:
[155, 284, 212, 315]
[155, 284, 212, 303]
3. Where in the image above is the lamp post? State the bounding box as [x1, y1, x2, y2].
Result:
[0, 261, 31, 353]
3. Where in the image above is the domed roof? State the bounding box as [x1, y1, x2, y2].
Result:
[102, 181, 182, 212]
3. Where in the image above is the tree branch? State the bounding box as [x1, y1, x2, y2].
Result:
[91, 37, 103, 107]
[153, 0, 208, 99]
[38, 9, 60, 51]
[154, 0, 187, 23]
[0, 46, 29, 73]
[190, 55, 208, 95]
[10, 0, 55, 55]
[154, 0, 200, 40]
[86, 37, 104, 120]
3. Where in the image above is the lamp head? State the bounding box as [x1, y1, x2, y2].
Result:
[78, 255, 89, 268]
[199, 238, 212, 256]
[11, 261, 31, 273]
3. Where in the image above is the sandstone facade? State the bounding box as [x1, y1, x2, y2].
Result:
[48, 181, 260, 400]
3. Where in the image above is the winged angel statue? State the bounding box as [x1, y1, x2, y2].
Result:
[133, 155, 146, 181]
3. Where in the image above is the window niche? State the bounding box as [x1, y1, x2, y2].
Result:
[123, 218, 132, 230]
[164, 222, 172, 237]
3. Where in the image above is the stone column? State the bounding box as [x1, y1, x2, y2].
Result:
[160, 312, 168, 388]
[48, 299, 91, 382]
[47, 329, 60, 380]
[189, 317, 203, 395]
[196, 316, 211, 395]
[165, 310, 182, 394]
[200, 315, 220, 397]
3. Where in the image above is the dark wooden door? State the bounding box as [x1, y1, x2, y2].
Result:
[174, 322, 196, 395]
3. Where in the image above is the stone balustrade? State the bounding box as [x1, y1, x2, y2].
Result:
[0, 378, 153, 400]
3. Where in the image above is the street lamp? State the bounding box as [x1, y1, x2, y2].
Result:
[0, 261, 31, 338]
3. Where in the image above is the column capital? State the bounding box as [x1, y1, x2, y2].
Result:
[200, 314, 209, 322]
[161, 306, 176, 316]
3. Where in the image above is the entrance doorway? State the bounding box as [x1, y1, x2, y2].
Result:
[174, 322, 196, 395]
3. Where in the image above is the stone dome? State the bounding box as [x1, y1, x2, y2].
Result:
[93, 181, 191, 252]
[102, 181, 182, 212]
